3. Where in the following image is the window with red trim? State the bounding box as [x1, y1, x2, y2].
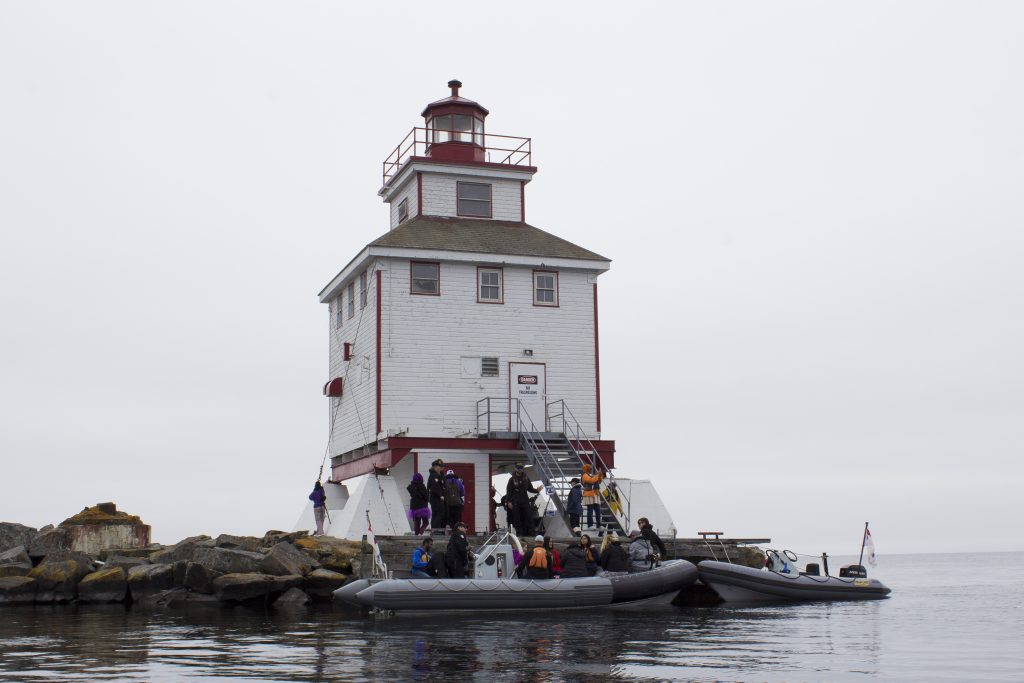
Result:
[534, 271, 557, 306]
[411, 262, 440, 295]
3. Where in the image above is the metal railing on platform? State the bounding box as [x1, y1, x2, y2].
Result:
[383, 128, 532, 185]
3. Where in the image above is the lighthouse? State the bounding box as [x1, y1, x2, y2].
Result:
[311, 81, 671, 539]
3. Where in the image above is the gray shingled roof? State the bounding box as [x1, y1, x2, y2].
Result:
[368, 216, 609, 262]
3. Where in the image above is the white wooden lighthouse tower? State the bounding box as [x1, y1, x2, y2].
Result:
[311, 81, 665, 539]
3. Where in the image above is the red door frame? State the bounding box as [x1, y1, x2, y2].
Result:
[446, 462, 476, 534]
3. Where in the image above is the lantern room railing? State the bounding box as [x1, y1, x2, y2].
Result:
[382, 128, 532, 185]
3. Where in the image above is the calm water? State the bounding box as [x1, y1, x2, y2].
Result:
[1, 552, 1021, 682]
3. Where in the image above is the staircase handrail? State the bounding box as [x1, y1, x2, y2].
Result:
[547, 399, 631, 531]
[515, 403, 575, 521]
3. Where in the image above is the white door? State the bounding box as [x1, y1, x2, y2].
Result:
[510, 362, 546, 431]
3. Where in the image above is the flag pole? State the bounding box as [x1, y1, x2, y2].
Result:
[858, 521, 869, 567]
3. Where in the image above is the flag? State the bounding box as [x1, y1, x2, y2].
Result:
[863, 528, 877, 567]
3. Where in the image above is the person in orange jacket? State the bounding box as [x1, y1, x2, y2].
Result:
[581, 463, 604, 531]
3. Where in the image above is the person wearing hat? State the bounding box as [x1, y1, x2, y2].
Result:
[445, 521, 471, 578]
[506, 463, 539, 537]
[565, 477, 583, 535]
[443, 468, 466, 529]
[427, 459, 447, 534]
[516, 534, 552, 580]
[627, 528, 656, 573]
[599, 532, 630, 572]
[308, 481, 327, 537]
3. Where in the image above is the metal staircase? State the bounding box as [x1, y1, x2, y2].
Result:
[484, 398, 630, 536]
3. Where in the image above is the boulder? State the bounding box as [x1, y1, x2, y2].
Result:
[211, 573, 302, 603]
[295, 536, 362, 574]
[261, 530, 309, 548]
[302, 568, 348, 602]
[0, 545, 32, 568]
[214, 534, 263, 552]
[28, 553, 94, 602]
[99, 546, 164, 561]
[259, 542, 320, 577]
[0, 564, 32, 578]
[273, 587, 311, 608]
[183, 562, 222, 594]
[28, 527, 69, 560]
[78, 567, 128, 603]
[150, 536, 214, 565]
[0, 523, 37, 554]
[127, 563, 174, 601]
[192, 547, 264, 575]
[103, 555, 151, 571]
[0, 576, 37, 605]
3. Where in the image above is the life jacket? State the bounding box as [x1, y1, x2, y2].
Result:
[528, 546, 549, 569]
[582, 471, 602, 498]
[444, 478, 462, 506]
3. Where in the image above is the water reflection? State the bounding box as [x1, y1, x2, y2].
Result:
[1, 554, 1022, 682]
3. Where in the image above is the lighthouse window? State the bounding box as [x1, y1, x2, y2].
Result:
[457, 182, 492, 218]
[429, 114, 484, 145]
[411, 261, 440, 295]
[347, 283, 355, 318]
[397, 198, 409, 223]
[359, 271, 368, 309]
[478, 267, 503, 303]
[534, 271, 558, 306]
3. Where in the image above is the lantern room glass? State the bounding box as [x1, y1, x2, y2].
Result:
[429, 114, 484, 145]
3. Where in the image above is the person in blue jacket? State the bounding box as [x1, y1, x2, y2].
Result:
[411, 537, 434, 578]
[309, 481, 327, 536]
[565, 477, 583, 535]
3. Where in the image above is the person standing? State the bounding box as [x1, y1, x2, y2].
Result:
[309, 481, 327, 537]
[581, 463, 604, 531]
[427, 459, 447, 534]
[506, 464, 539, 537]
[446, 521, 471, 578]
[565, 477, 583, 535]
[407, 473, 431, 535]
[412, 537, 434, 578]
[444, 469, 466, 529]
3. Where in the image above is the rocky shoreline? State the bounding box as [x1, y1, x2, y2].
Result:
[0, 506, 359, 609]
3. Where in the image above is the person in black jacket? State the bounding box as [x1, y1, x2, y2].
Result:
[427, 459, 447, 534]
[599, 533, 630, 572]
[407, 473, 430, 535]
[638, 517, 668, 557]
[560, 542, 589, 578]
[506, 464, 539, 537]
[445, 521, 471, 578]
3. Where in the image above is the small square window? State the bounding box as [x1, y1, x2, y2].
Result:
[398, 198, 409, 223]
[481, 357, 499, 377]
[477, 267, 503, 303]
[457, 182, 491, 218]
[411, 261, 440, 295]
[359, 271, 368, 309]
[534, 271, 558, 306]
[347, 283, 355, 318]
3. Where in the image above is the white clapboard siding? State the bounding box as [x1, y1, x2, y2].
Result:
[387, 176, 419, 230]
[378, 258, 599, 438]
[419, 173, 521, 222]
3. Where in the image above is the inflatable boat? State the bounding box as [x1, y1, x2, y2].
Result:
[698, 560, 892, 602]
[335, 559, 698, 612]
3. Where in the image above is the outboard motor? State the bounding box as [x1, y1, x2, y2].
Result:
[839, 564, 867, 578]
[804, 563, 820, 576]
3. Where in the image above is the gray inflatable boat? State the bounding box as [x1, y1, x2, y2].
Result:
[698, 560, 892, 602]
[335, 559, 698, 612]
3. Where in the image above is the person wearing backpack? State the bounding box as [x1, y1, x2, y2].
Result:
[516, 535, 552, 580]
[443, 469, 465, 529]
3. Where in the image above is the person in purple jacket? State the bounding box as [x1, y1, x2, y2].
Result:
[309, 481, 327, 536]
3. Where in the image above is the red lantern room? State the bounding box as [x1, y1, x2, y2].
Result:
[420, 80, 489, 163]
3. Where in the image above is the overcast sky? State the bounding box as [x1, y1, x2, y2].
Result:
[1, 2, 1021, 555]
